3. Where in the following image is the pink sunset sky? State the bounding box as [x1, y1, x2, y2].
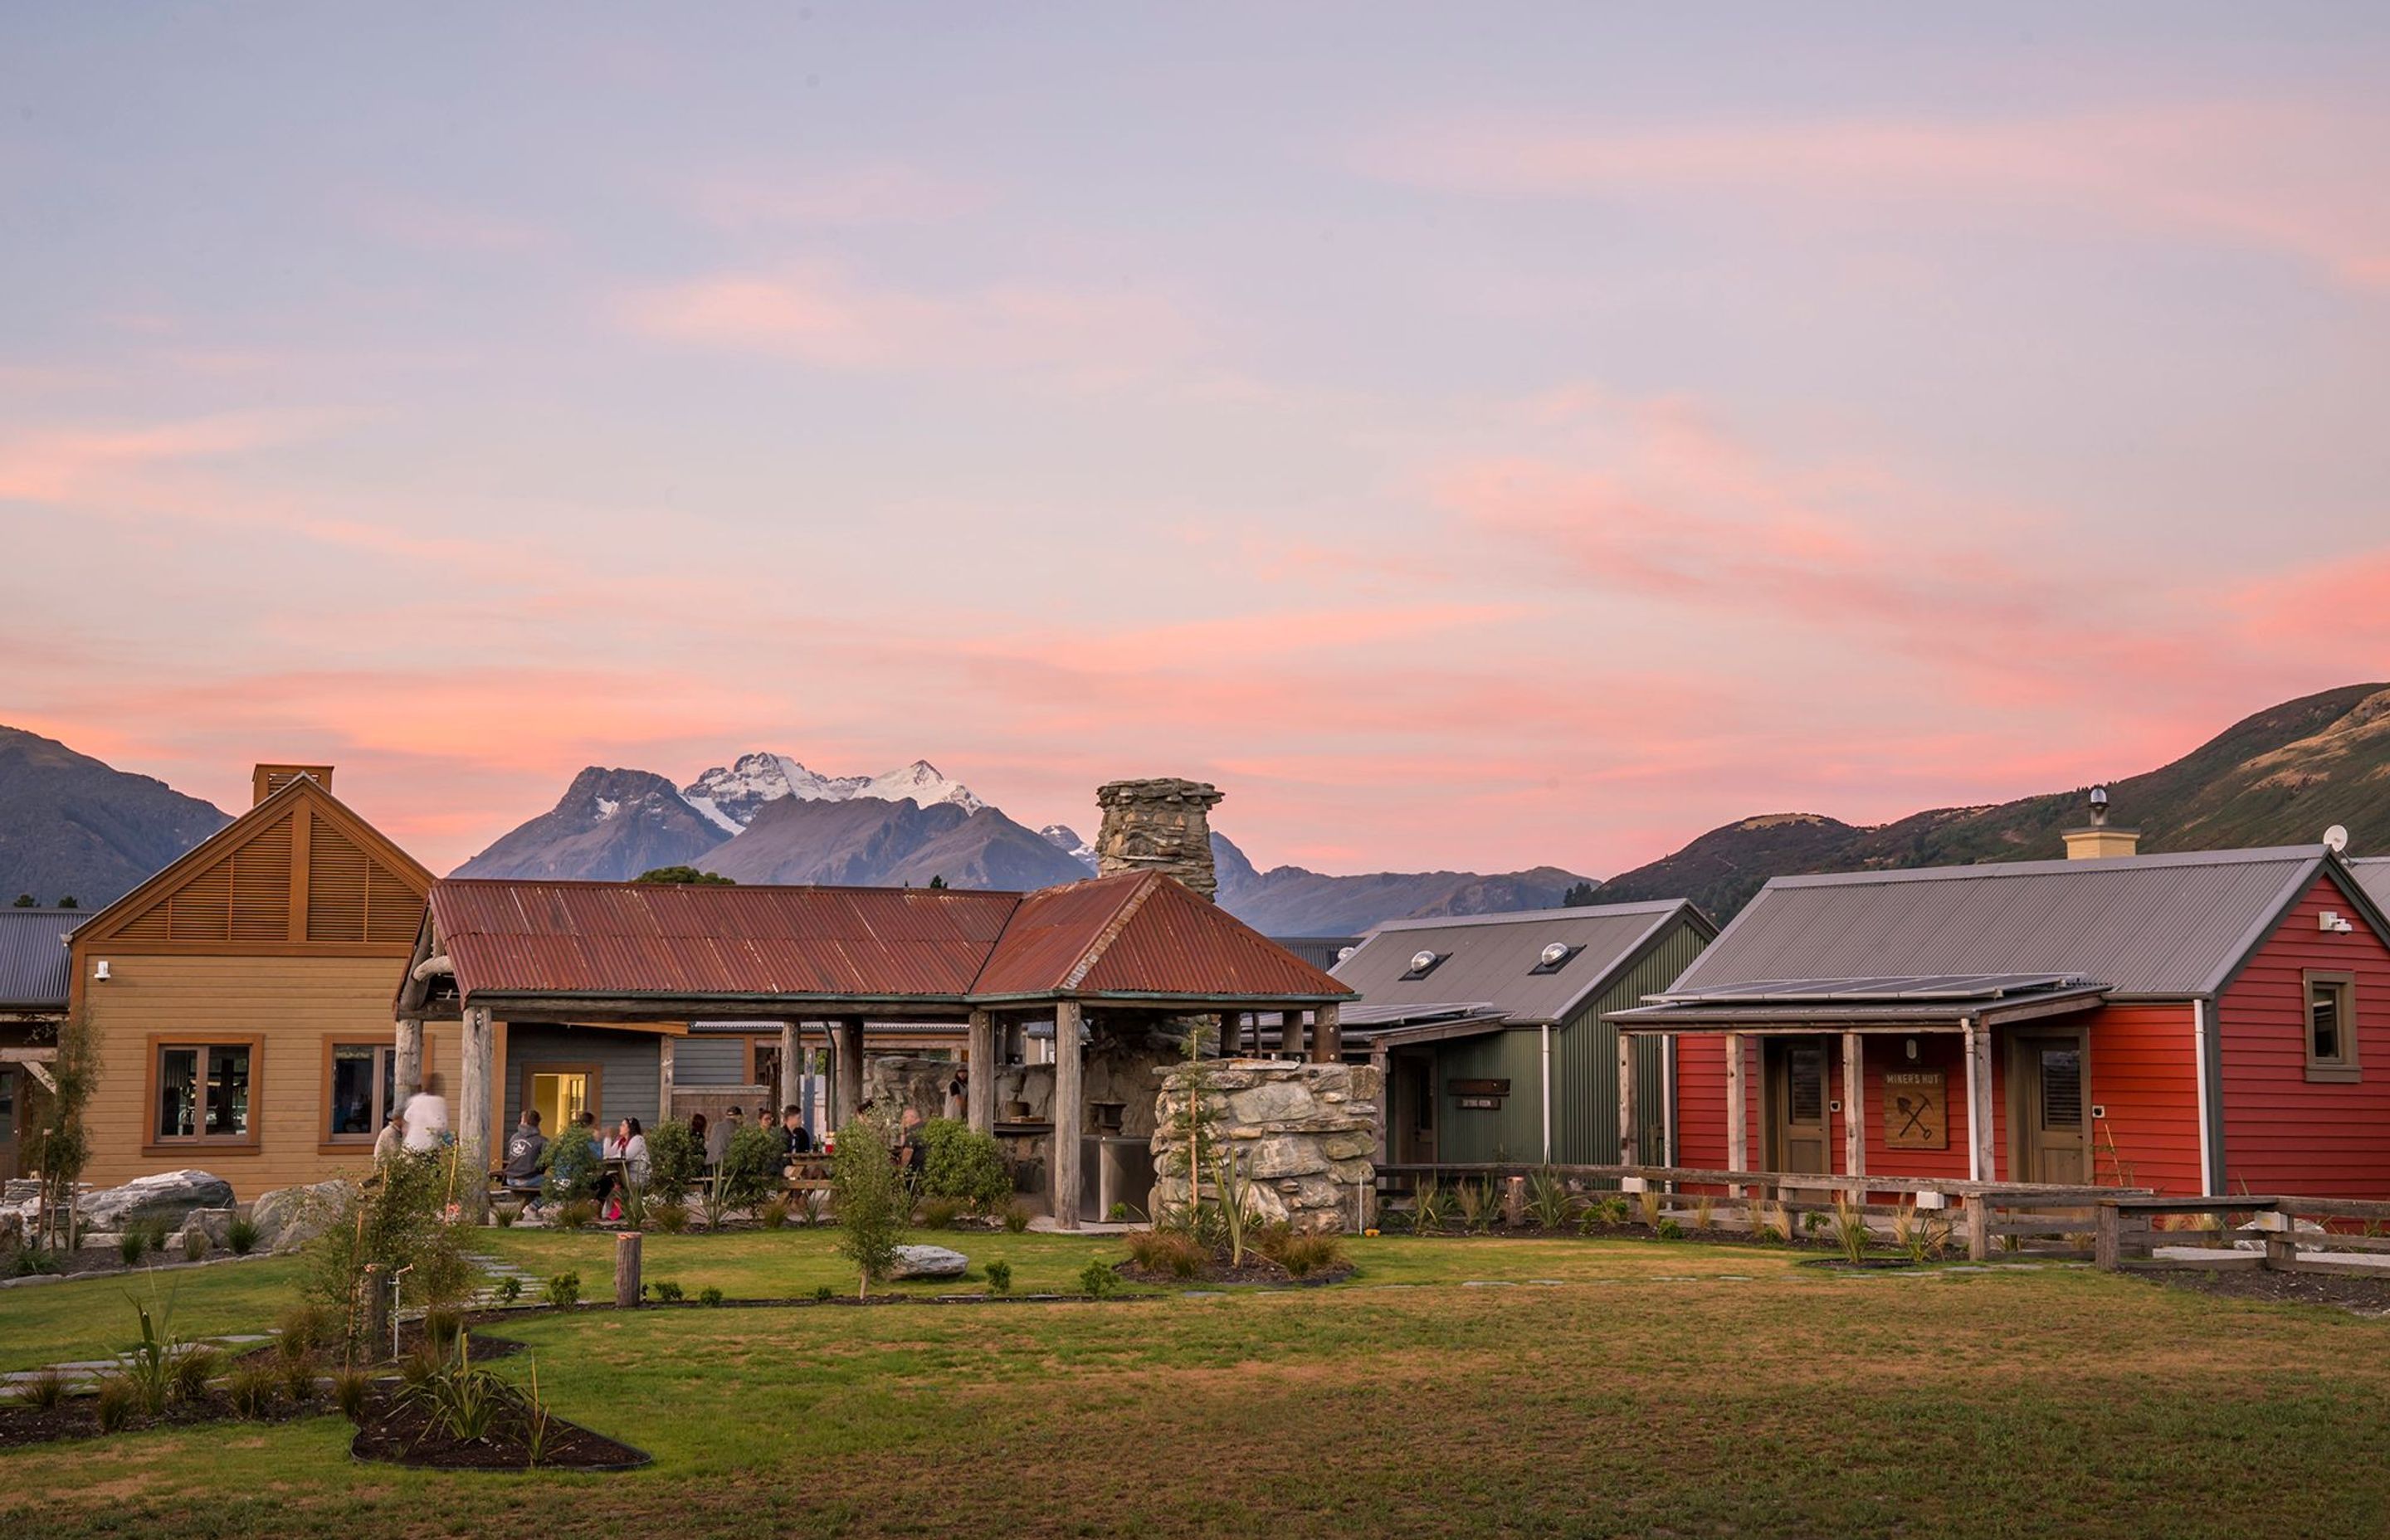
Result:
[4, 7, 2387, 878]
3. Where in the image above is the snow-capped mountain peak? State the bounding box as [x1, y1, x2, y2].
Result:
[1040, 823, 1097, 870]
[681, 753, 982, 830]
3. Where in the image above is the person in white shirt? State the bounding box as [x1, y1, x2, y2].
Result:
[401, 1075, 450, 1153]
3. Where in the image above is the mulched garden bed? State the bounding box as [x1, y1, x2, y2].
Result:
[349, 1390, 647, 1471]
[0, 1382, 330, 1450]
[1117, 1257, 1356, 1288]
[2149, 1265, 2390, 1315]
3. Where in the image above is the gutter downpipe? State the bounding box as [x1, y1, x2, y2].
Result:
[1540, 1023, 1553, 1167]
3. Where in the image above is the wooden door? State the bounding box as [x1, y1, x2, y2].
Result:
[1768, 1040, 1831, 1175]
[2012, 1031, 2089, 1186]
[1396, 1053, 1437, 1164]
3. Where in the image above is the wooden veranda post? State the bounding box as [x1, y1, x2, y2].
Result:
[1312, 1002, 1342, 1062]
[966, 1009, 996, 1133]
[1052, 1000, 1085, 1230]
[836, 1019, 865, 1129]
[1724, 1032, 1748, 1197]
[1841, 1032, 1865, 1201]
[1964, 1018, 1996, 1260]
[777, 1021, 801, 1118]
[457, 1004, 495, 1221]
[1617, 1034, 1637, 1164]
[394, 1016, 424, 1100]
[1283, 1006, 1306, 1061]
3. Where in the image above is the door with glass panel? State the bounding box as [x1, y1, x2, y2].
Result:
[2011, 1031, 2090, 1185]
[1767, 1040, 1832, 1175]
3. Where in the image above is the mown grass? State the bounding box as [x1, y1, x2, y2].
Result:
[5, 1235, 2388, 1538]
[0, 1256, 310, 1372]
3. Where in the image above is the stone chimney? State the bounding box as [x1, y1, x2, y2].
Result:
[2062, 784, 2140, 860]
[1094, 778, 1224, 900]
[253, 764, 334, 805]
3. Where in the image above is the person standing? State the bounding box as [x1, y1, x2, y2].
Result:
[402, 1074, 450, 1153]
[373, 1111, 407, 1166]
[708, 1106, 740, 1168]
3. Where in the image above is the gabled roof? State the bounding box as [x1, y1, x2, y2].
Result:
[0, 908, 83, 1011]
[1664, 846, 2368, 1001]
[1331, 899, 1712, 1028]
[2356, 857, 2390, 913]
[73, 771, 432, 953]
[413, 870, 1350, 1011]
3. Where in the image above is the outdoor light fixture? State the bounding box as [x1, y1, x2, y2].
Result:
[1905, 1036, 1919, 1061]
[92, 959, 110, 982]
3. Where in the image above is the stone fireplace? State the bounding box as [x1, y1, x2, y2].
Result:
[1094, 777, 1224, 901]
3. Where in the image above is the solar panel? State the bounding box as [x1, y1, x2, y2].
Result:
[1654, 973, 2096, 1005]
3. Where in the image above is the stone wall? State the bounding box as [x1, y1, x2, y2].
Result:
[1150, 1060, 1379, 1234]
[1094, 777, 1224, 901]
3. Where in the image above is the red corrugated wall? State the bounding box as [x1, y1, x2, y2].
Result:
[2080, 1001, 2202, 1194]
[2217, 873, 2390, 1197]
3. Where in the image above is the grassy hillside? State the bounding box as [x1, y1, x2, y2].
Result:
[1599, 683, 2390, 920]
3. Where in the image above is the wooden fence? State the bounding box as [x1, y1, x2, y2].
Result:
[1375, 1162, 2146, 1261]
[2093, 1194, 2390, 1273]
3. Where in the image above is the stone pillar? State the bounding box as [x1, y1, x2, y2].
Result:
[1094, 778, 1224, 900]
[1151, 1060, 1382, 1235]
[394, 1016, 424, 1100]
[457, 1005, 495, 1221]
[778, 1021, 801, 1118]
[966, 1010, 997, 1133]
[838, 1018, 866, 1126]
[1052, 1001, 1085, 1230]
[1313, 1002, 1342, 1062]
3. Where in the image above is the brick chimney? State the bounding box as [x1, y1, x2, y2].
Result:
[1094, 778, 1224, 900]
[2062, 784, 2140, 860]
[252, 763, 334, 805]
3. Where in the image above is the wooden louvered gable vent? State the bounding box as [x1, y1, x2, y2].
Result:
[112, 812, 298, 943]
[305, 814, 424, 943]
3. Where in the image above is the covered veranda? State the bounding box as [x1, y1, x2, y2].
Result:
[390, 870, 1352, 1226]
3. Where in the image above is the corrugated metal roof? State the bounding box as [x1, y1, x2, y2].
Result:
[1668, 847, 2330, 1000]
[0, 908, 83, 1009]
[2355, 858, 2390, 913]
[1331, 899, 1705, 1026]
[427, 870, 1349, 1006]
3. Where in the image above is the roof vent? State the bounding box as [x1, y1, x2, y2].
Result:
[1401, 949, 1446, 982]
[1530, 941, 1583, 976]
[2063, 785, 2139, 860]
[252, 763, 334, 805]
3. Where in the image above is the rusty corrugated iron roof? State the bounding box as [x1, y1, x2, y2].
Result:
[423, 870, 1349, 1008]
[1663, 846, 2336, 1000]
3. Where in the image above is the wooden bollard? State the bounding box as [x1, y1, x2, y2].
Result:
[1502, 1175, 1527, 1228]
[360, 1263, 390, 1360]
[615, 1231, 643, 1308]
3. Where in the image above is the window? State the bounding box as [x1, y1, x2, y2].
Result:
[326, 1043, 398, 1142]
[154, 1042, 255, 1143]
[2306, 972, 2359, 1082]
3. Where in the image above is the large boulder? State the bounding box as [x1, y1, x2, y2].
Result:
[178, 1207, 237, 1252]
[250, 1179, 354, 1253]
[886, 1244, 969, 1280]
[77, 1170, 233, 1232]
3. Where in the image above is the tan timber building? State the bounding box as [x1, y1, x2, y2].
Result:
[68, 765, 444, 1197]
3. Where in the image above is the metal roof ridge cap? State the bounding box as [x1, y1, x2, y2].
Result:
[1057, 871, 1168, 991]
[1544, 903, 1693, 1024]
[1764, 845, 2329, 889]
[1363, 899, 1685, 933]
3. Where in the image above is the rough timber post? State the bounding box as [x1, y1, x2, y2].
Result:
[1964, 1017, 1995, 1260]
[1312, 1002, 1342, 1063]
[1842, 1032, 1866, 1202]
[615, 1231, 643, 1308]
[458, 1004, 495, 1221]
[838, 1018, 866, 1127]
[394, 1016, 424, 1100]
[1724, 1032, 1748, 1198]
[1052, 1001, 1085, 1229]
[1617, 1032, 1638, 1165]
[1282, 1006, 1305, 1061]
[967, 1009, 997, 1133]
[777, 1021, 801, 1119]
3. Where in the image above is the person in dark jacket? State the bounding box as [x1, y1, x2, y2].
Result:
[502, 1109, 548, 1210]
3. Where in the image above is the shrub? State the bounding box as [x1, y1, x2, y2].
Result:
[304, 1150, 472, 1350]
[918, 1118, 1012, 1212]
[226, 1362, 277, 1419]
[792, 1189, 827, 1226]
[814, 1284, 835, 1303]
[544, 1271, 582, 1309]
[645, 1119, 707, 1204]
[1409, 1178, 1451, 1235]
[1832, 1198, 1872, 1265]
[758, 1196, 790, 1231]
[121, 1298, 181, 1414]
[918, 1196, 968, 1230]
[1077, 1259, 1121, 1299]
[651, 1279, 684, 1303]
[95, 1375, 139, 1432]
[1656, 1218, 1685, 1241]
[1456, 1181, 1503, 1235]
[1001, 1201, 1032, 1235]
[497, 1275, 523, 1304]
[492, 1204, 519, 1228]
[402, 1330, 508, 1444]
[544, 1128, 602, 1202]
[983, 1260, 1012, 1295]
[651, 1200, 690, 1234]
[172, 1344, 222, 1401]
[331, 1367, 371, 1424]
[184, 1229, 212, 1263]
[13, 1368, 71, 1410]
[1636, 1188, 1663, 1229]
[832, 1116, 908, 1299]
[1694, 1195, 1716, 1231]
[717, 1123, 782, 1212]
[556, 1198, 598, 1232]
[280, 1352, 317, 1401]
[422, 1307, 463, 1353]
[119, 1229, 149, 1267]
[1527, 1170, 1575, 1231]
[227, 1217, 260, 1256]
[698, 1285, 724, 1307]
[1252, 1223, 1348, 1278]
[1125, 1227, 1211, 1279]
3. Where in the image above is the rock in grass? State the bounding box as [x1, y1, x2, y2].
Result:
[887, 1245, 968, 1280]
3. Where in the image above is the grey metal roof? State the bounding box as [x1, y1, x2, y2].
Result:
[0, 908, 83, 1010]
[1654, 973, 2096, 1004]
[1666, 846, 2333, 1001]
[1332, 899, 1706, 1026]
[2356, 858, 2390, 913]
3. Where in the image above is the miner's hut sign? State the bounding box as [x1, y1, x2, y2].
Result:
[1882, 1070, 1948, 1150]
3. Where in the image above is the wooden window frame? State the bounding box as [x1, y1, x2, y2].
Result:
[319, 1036, 399, 1154]
[142, 1034, 264, 1156]
[2304, 971, 2360, 1084]
[519, 1061, 605, 1134]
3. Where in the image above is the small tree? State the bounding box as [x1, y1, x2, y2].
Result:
[1158, 1023, 1221, 1231]
[307, 1150, 474, 1357]
[56, 896, 77, 909]
[645, 1118, 707, 1204]
[9, 894, 31, 908]
[831, 1116, 906, 1298]
[25, 1011, 97, 1253]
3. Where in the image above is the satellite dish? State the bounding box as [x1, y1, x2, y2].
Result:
[1336, 945, 1357, 962]
[2324, 825, 2350, 854]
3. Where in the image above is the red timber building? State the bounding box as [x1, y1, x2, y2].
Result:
[1611, 836, 2390, 1198]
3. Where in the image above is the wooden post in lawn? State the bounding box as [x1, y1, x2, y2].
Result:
[1052, 1001, 1085, 1229]
[615, 1231, 643, 1308]
[967, 1009, 996, 1134]
[1724, 1033, 1747, 1199]
[2094, 1202, 2122, 1270]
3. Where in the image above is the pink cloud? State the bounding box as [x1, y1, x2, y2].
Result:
[0, 411, 335, 503]
[687, 164, 995, 228]
[1363, 105, 2390, 290]
[617, 263, 1203, 373]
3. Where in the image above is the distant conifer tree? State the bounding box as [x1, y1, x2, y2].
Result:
[1562, 881, 1598, 908]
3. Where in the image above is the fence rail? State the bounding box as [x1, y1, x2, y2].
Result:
[2095, 1194, 2390, 1273]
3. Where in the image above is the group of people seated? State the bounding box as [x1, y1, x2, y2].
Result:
[494, 1102, 825, 1217]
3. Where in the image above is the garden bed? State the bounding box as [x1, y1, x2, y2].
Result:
[349, 1390, 647, 1471]
[2149, 1265, 2390, 1315]
[1117, 1257, 1356, 1288]
[0, 1379, 331, 1450]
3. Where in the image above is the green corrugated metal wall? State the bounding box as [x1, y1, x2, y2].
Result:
[1425, 917, 1710, 1166]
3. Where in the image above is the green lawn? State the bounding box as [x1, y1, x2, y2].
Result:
[5, 1231, 2388, 1538]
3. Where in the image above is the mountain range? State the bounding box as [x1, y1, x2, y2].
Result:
[5, 681, 2385, 934]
